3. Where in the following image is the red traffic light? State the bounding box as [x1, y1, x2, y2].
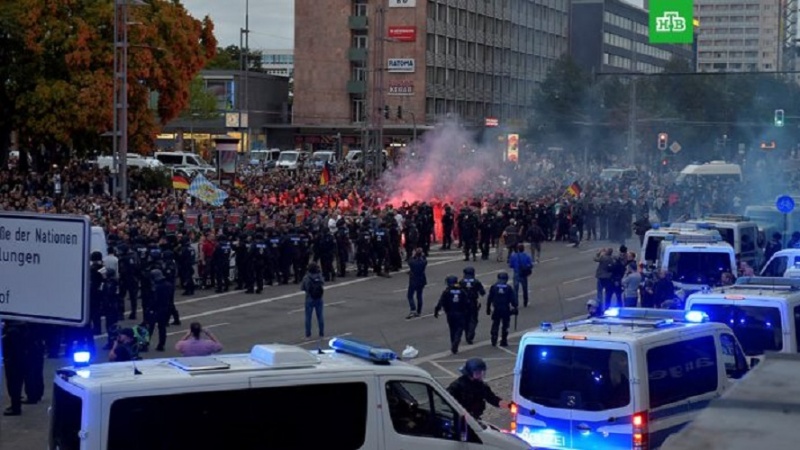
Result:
[661, 158, 669, 166]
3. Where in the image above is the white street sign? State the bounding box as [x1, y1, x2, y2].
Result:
[670, 141, 682, 154]
[0, 213, 90, 326]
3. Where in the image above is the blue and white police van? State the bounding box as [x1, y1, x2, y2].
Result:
[511, 308, 750, 450]
[50, 338, 529, 450]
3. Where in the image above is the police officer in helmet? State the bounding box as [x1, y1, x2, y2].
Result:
[434, 275, 468, 354]
[447, 358, 511, 421]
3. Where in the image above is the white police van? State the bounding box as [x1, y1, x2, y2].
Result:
[639, 224, 720, 269]
[511, 308, 749, 450]
[760, 248, 800, 278]
[657, 234, 736, 300]
[50, 338, 528, 450]
[686, 277, 800, 360]
[686, 215, 763, 269]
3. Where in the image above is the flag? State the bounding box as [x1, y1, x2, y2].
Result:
[234, 178, 244, 189]
[319, 162, 331, 186]
[566, 181, 582, 198]
[172, 175, 190, 190]
[187, 174, 229, 206]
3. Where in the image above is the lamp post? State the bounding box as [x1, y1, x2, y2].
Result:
[113, 0, 146, 201]
[190, 113, 200, 153]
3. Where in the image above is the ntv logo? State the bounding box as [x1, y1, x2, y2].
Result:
[655, 11, 687, 33]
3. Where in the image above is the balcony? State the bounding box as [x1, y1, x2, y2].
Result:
[347, 80, 366, 95]
[348, 47, 367, 62]
[348, 15, 368, 30]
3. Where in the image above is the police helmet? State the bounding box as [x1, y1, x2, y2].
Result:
[497, 272, 509, 282]
[461, 358, 488, 377]
[90, 251, 103, 262]
[445, 275, 459, 286]
[150, 269, 165, 282]
[463, 266, 475, 277]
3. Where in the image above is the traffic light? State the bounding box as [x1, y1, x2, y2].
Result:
[661, 158, 669, 166]
[657, 132, 668, 150]
[774, 109, 785, 127]
[397, 106, 403, 119]
[384, 105, 390, 119]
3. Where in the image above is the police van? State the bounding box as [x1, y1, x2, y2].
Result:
[686, 277, 800, 361]
[639, 224, 720, 269]
[656, 234, 736, 300]
[686, 215, 763, 268]
[511, 308, 749, 450]
[50, 338, 529, 450]
[760, 249, 800, 278]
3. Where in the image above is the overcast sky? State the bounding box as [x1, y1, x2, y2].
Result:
[182, 0, 294, 50]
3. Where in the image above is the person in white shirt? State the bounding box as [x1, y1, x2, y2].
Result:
[104, 247, 119, 280]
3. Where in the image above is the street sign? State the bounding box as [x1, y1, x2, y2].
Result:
[776, 195, 796, 214]
[669, 141, 682, 154]
[0, 212, 90, 326]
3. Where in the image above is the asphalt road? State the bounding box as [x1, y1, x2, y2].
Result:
[0, 238, 626, 447]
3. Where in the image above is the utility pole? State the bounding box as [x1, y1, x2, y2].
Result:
[369, 5, 386, 180]
[113, 0, 137, 201]
[627, 50, 638, 167]
[244, 0, 250, 154]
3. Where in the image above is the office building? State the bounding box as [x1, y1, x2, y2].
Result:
[261, 49, 294, 77]
[693, 0, 790, 73]
[570, 0, 694, 75]
[290, 0, 569, 150]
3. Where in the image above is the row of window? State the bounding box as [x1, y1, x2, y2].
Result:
[602, 53, 665, 74]
[425, 68, 541, 100]
[602, 32, 677, 62]
[701, 27, 772, 35]
[698, 38, 762, 47]
[349, 98, 528, 124]
[699, 62, 769, 71]
[604, 11, 648, 37]
[427, 22, 567, 53]
[426, 0, 569, 29]
[698, 50, 773, 59]
[703, 15, 763, 24]
[697, 3, 770, 11]
[425, 33, 566, 66]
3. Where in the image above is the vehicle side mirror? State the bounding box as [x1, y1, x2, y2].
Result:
[457, 415, 468, 442]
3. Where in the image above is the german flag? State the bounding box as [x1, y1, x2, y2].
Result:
[566, 181, 582, 198]
[234, 178, 244, 189]
[319, 162, 331, 186]
[172, 175, 190, 190]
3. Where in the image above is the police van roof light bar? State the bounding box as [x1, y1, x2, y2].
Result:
[664, 234, 722, 243]
[604, 307, 708, 323]
[329, 337, 397, 364]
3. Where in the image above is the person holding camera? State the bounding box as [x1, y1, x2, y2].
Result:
[109, 328, 138, 362]
[175, 322, 223, 357]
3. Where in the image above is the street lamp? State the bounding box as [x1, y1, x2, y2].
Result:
[113, 0, 146, 201]
[189, 113, 200, 153]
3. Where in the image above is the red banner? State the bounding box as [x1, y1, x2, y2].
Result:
[388, 26, 416, 42]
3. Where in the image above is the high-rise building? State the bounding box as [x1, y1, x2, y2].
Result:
[290, 0, 569, 150]
[693, 0, 785, 73]
[570, 0, 694, 75]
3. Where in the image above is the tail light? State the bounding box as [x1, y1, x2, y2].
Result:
[509, 402, 519, 433]
[632, 411, 649, 450]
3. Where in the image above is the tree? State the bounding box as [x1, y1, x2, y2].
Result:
[205, 45, 265, 72]
[1, 0, 217, 164]
[181, 76, 219, 119]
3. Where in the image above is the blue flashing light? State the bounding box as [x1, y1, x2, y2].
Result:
[652, 223, 660, 229]
[329, 337, 397, 363]
[604, 307, 621, 318]
[73, 351, 91, 367]
[540, 322, 553, 331]
[685, 310, 709, 323]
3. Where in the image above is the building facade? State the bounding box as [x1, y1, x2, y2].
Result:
[570, 0, 695, 75]
[693, 0, 784, 73]
[291, 0, 569, 150]
[161, 70, 291, 153]
[261, 49, 294, 78]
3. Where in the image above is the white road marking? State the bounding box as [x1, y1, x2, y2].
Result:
[123, 290, 244, 316]
[287, 301, 346, 314]
[562, 275, 594, 285]
[565, 290, 597, 302]
[430, 360, 459, 377]
[166, 322, 229, 337]
[496, 346, 517, 357]
[407, 313, 435, 321]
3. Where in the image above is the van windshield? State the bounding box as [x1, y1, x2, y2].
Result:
[691, 304, 783, 356]
[278, 152, 298, 162]
[667, 251, 733, 286]
[519, 345, 631, 411]
[49, 383, 82, 450]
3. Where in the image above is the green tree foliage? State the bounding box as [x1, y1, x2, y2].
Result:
[206, 45, 265, 72]
[529, 55, 591, 144]
[182, 76, 219, 119]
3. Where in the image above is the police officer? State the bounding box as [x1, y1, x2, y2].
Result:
[247, 233, 268, 294]
[89, 251, 105, 334]
[335, 223, 350, 277]
[178, 236, 196, 296]
[372, 221, 389, 277]
[479, 213, 493, 261]
[460, 267, 486, 345]
[486, 272, 518, 347]
[461, 210, 479, 262]
[101, 268, 121, 350]
[161, 250, 180, 326]
[441, 204, 454, 250]
[314, 228, 337, 282]
[446, 358, 511, 421]
[434, 275, 468, 355]
[355, 223, 373, 277]
[117, 243, 140, 318]
[213, 234, 232, 292]
[145, 269, 172, 352]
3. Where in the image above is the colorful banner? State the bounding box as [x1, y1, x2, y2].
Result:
[506, 134, 519, 163]
[187, 174, 229, 207]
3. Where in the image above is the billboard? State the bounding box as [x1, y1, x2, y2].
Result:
[649, 0, 694, 44]
[388, 58, 415, 73]
[388, 26, 417, 42]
